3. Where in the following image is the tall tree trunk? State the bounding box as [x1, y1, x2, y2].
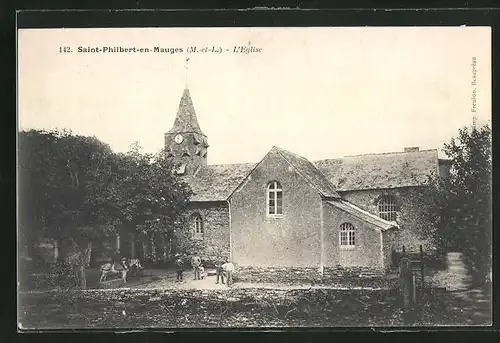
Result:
[54, 239, 60, 263]
[151, 235, 157, 262]
[130, 233, 136, 258]
[78, 265, 86, 289]
[66, 239, 90, 290]
[162, 235, 167, 264]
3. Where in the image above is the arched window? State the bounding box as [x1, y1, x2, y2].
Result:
[377, 195, 399, 222]
[340, 223, 355, 248]
[267, 181, 283, 216]
[192, 214, 203, 234]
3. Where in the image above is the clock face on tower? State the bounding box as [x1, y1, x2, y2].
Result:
[174, 134, 184, 144]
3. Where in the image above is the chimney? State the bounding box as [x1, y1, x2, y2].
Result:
[404, 147, 420, 153]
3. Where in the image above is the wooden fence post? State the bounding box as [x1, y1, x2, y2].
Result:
[412, 273, 417, 305]
[400, 257, 413, 309]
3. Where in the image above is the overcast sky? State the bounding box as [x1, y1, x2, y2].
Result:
[18, 27, 491, 165]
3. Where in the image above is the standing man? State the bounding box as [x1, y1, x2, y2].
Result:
[215, 255, 225, 284]
[175, 254, 184, 281]
[221, 258, 235, 287]
[191, 254, 202, 280]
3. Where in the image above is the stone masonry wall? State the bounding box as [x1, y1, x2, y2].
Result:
[176, 202, 230, 264]
[233, 266, 391, 288]
[323, 201, 385, 269]
[230, 149, 322, 267]
[339, 187, 436, 253]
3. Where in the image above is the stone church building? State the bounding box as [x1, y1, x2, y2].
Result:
[165, 88, 450, 272]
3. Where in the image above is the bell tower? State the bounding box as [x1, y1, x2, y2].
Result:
[164, 88, 208, 176]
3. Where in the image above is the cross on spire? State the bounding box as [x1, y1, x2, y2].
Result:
[184, 56, 190, 88]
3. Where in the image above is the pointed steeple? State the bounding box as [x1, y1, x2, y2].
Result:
[167, 88, 206, 136]
[164, 87, 208, 176]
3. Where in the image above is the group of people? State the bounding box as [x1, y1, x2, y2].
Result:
[174, 254, 235, 286]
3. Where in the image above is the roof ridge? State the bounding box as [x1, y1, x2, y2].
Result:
[207, 162, 257, 168]
[274, 147, 340, 199]
[338, 199, 398, 227]
[327, 199, 398, 231]
[273, 146, 310, 161]
[343, 149, 437, 158]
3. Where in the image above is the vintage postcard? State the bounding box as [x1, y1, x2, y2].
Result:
[17, 26, 492, 330]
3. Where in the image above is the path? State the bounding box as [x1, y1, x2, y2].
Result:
[133, 269, 389, 291]
[424, 253, 492, 325]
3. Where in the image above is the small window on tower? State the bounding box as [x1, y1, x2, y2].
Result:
[175, 164, 186, 175]
[201, 150, 207, 158]
[182, 149, 191, 157]
[195, 147, 201, 156]
[193, 136, 201, 145]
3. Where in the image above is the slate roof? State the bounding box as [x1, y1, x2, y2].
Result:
[185, 163, 256, 202]
[183, 148, 439, 202]
[326, 200, 398, 231]
[167, 89, 206, 136]
[314, 149, 440, 191]
[273, 147, 341, 199]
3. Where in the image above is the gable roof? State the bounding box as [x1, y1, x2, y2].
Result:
[183, 148, 439, 202]
[273, 147, 341, 199]
[326, 200, 398, 231]
[185, 163, 256, 202]
[167, 88, 206, 136]
[314, 149, 439, 191]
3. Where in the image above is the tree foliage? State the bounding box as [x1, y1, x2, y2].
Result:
[18, 130, 193, 287]
[416, 124, 492, 282]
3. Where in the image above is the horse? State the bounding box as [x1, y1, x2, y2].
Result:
[99, 258, 129, 284]
[127, 258, 144, 278]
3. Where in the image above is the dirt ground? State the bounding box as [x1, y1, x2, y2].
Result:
[18, 282, 491, 330]
[132, 269, 387, 291]
[18, 265, 492, 329]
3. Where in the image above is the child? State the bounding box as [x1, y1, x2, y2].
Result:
[199, 265, 206, 279]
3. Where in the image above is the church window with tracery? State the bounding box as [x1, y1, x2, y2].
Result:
[192, 213, 203, 235]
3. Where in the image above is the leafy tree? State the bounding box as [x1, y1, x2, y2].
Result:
[111, 142, 193, 262]
[19, 129, 120, 287]
[441, 124, 491, 282]
[18, 130, 193, 288]
[413, 124, 491, 283]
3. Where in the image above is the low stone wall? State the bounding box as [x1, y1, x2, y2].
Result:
[233, 266, 389, 287]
